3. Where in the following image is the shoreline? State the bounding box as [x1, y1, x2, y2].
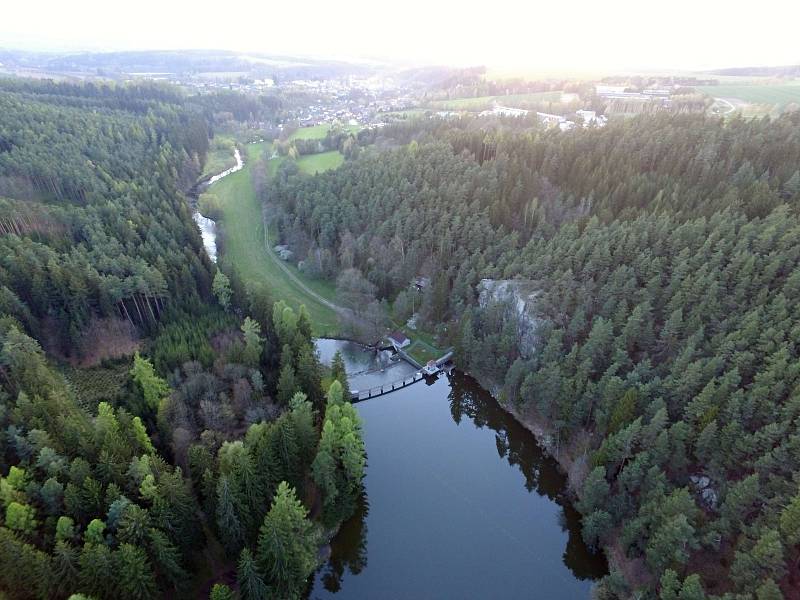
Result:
[462, 368, 647, 589]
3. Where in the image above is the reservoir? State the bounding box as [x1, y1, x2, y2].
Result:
[311, 340, 607, 599]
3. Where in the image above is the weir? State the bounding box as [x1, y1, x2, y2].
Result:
[350, 370, 428, 402]
[349, 351, 455, 402]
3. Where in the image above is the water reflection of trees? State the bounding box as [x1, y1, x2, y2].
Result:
[447, 371, 608, 581]
[315, 485, 370, 594]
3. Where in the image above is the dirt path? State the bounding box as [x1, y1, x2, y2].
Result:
[261, 211, 350, 317]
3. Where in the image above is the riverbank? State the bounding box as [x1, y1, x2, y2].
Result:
[466, 369, 648, 590]
[189, 146, 244, 263]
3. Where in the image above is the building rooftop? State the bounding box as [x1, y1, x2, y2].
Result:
[388, 331, 410, 345]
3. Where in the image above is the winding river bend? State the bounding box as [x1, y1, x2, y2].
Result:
[311, 340, 607, 599]
[192, 147, 244, 262]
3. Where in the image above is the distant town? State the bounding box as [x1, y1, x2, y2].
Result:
[0, 48, 755, 137]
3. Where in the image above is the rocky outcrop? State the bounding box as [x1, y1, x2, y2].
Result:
[477, 278, 547, 357]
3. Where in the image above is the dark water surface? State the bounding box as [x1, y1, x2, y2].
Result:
[308, 365, 607, 599]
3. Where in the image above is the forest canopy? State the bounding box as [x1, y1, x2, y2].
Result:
[0, 79, 365, 600]
[267, 111, 800, 598]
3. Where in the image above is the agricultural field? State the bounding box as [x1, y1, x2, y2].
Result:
[697, 83, 800, 110]
[297, 150, 344, 174]
[429, 90, 563, 111]
[208, 142, 341, 336]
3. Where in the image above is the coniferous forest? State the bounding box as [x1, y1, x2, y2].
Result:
[4, 71, 800, 600]
[0, 79, 364, 599]
[268, 113, 800, 598]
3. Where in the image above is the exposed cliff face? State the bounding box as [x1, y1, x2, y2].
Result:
[477, 278, 546, 357]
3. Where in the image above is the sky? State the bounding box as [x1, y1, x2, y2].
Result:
[3, 0, 800, 72]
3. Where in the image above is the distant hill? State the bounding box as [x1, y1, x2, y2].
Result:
[708, 64, 800, 77]
[0, 48, 377, 81]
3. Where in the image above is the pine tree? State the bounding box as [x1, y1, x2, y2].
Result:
[312, 421, 339, 509]
[577, 467, 609, 514]
[289, 392, 318, 467]
[269, 416, 300, 491]
[295, 344, 323, 408]
[326, 380, 344, 407]
[56, 516, 76, 542]
[5, 501, 37, 534]
[339, 414, 365, 485]
[85, 518, 106, 545]
[779, 490, 800, 545]
[646, 514, 697, 574]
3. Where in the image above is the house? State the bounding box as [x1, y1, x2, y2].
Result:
[387, 331, 410, 351]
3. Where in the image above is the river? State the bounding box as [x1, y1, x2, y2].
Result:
[311, 340, 607, 599]
[192, 147, 244, 262]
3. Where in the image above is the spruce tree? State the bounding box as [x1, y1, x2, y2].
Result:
[277, 362, 297, 406]
[237, 548, 269, 600]
[256, 482, 316, 600]
[330, 351, 350, 397]
[210, 583, 236, 600]
[115, 544, 157, 600]
[215, 475, 244, 553]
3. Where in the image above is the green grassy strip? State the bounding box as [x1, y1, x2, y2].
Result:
[208, 142, 341, 336]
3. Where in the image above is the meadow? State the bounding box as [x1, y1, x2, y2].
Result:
[297, 150, 344, 174]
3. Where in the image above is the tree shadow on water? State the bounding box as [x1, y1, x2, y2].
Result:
[447, 370, 608, 581]
[311, 485, 370, 595]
